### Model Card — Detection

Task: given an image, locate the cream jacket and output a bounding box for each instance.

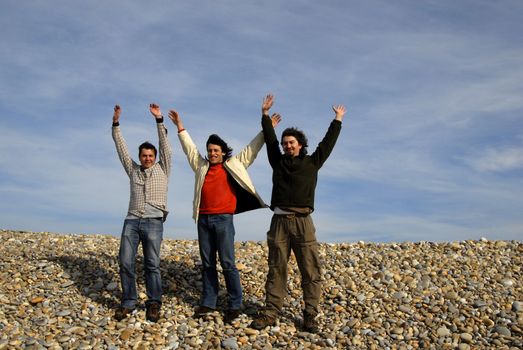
[178,129,267,222]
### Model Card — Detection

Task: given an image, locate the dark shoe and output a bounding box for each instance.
[249,313,276,330]
[303,313,319,333]
[224,309,241,324]
[146,302,161,322]
[114,306,134,321]
[193,305,215,318]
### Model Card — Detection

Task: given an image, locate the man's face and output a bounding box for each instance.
[207,144,225,164]
[139,149,156,169]
[281,136,302,157]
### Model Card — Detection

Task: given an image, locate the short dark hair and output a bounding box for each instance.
[281,127,308,156]
[206,134,233,161]
[139,141,157,157]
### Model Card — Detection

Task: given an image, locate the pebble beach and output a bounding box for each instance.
[0,229,521,349]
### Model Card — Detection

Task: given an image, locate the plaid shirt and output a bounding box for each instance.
[112,120,172,219]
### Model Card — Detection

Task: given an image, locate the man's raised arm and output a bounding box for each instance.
[261,94,283,168]
[112,104,134,175]
[150,103,172,177]
[168,109,203,173]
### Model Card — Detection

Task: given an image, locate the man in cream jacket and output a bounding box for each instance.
[168,108,280,323]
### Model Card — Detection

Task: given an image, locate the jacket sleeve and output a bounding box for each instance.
[261,114,281,168]
[311,119,342,168]
[233,131,265,168]
[112,125,134,176]
[157,122,173,177]
[177,129,206,173]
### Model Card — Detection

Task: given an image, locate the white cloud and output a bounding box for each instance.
[465,147,523,172]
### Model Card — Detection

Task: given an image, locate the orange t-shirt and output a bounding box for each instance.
[199,163,237,214]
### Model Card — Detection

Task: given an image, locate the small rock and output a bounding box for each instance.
[56,310,71,317]
[29,296,45,305]
[392,291,406,299]
[106,282,118,291]
[120,328,133,341]
[501,278,513,287]
[399,305,412,313]
[473,300,487,308]
[512,301,522,312]
[177,324,188,336]
[460,332,473,343]
[437,326,451,337]
[445,291,459,300]
[222,337,238,349]
[244,328,258,335]
[392,327,404,335]
[482,317,495,327]
[494,326,511,337]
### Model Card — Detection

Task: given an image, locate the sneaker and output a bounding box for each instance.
[114,306,134,321]
[146,302,161,322]
[224,309,241,324]
[249,313,276,330]
[303,312,319,333]
[193,305,215,318]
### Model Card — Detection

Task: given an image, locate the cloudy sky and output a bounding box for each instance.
[1,0,522,243]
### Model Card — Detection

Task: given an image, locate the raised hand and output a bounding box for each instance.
[332,104,346,121]
[113,105,121,123]
[168,109,184,131]
[271,113,282,128]
[262,94,274,115]
[149,103,163,119]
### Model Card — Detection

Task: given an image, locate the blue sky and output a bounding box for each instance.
[1,0,522,243]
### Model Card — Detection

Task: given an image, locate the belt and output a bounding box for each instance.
[276,212,309,219]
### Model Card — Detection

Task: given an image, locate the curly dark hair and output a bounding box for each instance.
[206,134,233,161]
[281,127,308,156]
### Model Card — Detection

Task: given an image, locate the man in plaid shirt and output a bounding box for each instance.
[111,103,173,323]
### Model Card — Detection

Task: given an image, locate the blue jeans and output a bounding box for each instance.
[197,214,242,310]
[118,218,163,309]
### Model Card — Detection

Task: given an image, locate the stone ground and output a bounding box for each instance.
[0,229,521,349]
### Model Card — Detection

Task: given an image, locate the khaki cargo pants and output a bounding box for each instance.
[263,213,322,317]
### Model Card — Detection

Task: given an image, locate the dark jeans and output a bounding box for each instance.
[118,218,163,309]
[264,214,321,317]
[197,214,242,310]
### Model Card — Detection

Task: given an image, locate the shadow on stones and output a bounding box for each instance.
[51,252,120,309]
[161,257,201,307]
[51,250,202,310]
[162,257,261,313]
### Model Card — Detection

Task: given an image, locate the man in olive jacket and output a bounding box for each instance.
[250,94,346,333]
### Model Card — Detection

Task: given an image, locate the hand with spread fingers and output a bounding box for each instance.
[168,109,183,132]
[271,113,282,128]
[332,105,346,121]
[262,94,274,116]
